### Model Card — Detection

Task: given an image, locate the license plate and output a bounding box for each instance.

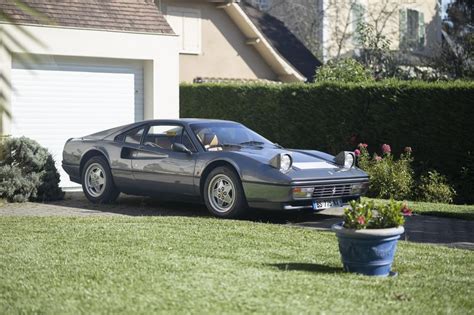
[312,199,343,210]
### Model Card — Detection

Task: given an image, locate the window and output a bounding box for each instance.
[115,127,144,144]
[399,8,425,50]
[166,7,201,54]
[351,2,365,46]
[143,125,196,152]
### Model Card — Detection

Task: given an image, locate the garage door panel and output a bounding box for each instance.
[11,56,144,188]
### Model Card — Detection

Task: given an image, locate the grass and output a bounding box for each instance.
[364,198,474,221]
[0,216,473,314]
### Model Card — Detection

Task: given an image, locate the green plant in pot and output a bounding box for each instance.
[331,199,412,276]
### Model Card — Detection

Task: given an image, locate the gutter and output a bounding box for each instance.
[219,2,307,83]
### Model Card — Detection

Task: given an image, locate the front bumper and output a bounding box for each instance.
[242,178,368,211]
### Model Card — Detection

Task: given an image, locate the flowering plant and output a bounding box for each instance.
[355,143,414,200]
[343,199,411,229]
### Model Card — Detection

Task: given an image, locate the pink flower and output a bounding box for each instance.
[404,146,412,153]
[375,155,382,162]
[354,149,361,156]
[357,216,366,225]
[401,204,413,216]
[358,143,368,148]
[382,144,391,154]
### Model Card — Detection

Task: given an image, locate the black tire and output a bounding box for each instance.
[203,166,248,218]
[81,156,120,204]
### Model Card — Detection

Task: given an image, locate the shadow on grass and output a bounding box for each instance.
[36,191,339,225]
[268,263,343,274]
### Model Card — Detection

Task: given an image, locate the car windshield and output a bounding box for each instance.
[190,122,275,151]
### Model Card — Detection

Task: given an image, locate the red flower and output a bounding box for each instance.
[375,155,382,162]
[354,149,361,156]
[404,146,412,153]
[357,216,366,225]
[382,144,391,154]
[358,143,368,148]
[401,205,413,216]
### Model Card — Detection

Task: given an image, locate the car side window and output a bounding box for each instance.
[182,131,197,152]
[115,127,144,144]
[144,125,184,151]
[143,125,197,152]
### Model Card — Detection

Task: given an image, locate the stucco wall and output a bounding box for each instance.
[323,0,442,61]
[0,23,179,134]
[161,0,278,82]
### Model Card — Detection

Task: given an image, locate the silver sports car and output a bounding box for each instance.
[62,119,369,218]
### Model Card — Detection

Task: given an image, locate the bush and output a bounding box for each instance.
[417,171,456,204]
[0,165,40,202]
[357,143,414,200]
[180,81,474,203]
[0,137,64,202]
[314,58,373,83]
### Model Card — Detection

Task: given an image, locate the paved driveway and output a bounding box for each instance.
[1,192,473,250]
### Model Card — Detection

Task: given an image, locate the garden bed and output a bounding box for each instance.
[365,198,474,221]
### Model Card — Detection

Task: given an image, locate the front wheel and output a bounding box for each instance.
[204,166,248,218]
[81,156,120,203]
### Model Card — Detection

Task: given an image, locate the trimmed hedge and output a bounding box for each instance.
[180,81,474,203]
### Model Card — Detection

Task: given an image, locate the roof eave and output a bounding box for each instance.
[220,3,306,83]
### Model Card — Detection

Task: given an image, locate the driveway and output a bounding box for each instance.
[1,192,473,250]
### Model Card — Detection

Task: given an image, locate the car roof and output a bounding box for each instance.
[132,118,239,126]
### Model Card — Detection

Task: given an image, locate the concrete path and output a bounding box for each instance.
[1,192,473,250]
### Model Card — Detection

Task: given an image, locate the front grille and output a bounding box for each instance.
[312,184,353,199]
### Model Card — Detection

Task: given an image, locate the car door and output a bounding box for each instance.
[131,123,197,196]
[110,125,146,192]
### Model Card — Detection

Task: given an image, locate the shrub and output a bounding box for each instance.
[0,165,40,202]
[357,143,414,200]
[417,171,456,204]
[314,58,373,83]
[180,81,474,203]
[0,137,64,202]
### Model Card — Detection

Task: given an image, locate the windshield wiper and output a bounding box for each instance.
[239,141,265,146]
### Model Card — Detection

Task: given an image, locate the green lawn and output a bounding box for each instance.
[0,216,473,314]
[364,198,474,221]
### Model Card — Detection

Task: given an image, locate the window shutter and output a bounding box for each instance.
[418,11,425,48]
[166,7,201,54]
[399,9,407,49]
[182,10,201,53]
[352,3,365,45]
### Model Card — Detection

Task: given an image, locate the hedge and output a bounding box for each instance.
[180,81,474,204]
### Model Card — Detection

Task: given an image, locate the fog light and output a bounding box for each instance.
[293,187,314,199]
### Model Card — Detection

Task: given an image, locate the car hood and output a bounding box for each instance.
[232,146,368,182]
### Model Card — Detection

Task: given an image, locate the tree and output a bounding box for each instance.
[435,0,473,78]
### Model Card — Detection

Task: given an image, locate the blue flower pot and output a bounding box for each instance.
[331,223,404,277]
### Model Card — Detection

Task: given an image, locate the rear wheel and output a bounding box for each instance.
[204,166,248,218]
[82,156,120,203]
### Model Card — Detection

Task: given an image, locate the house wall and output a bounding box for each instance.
[161,0,278,82]
[0,23,179,134]
[256,0,441,62]
[322,0,442,61]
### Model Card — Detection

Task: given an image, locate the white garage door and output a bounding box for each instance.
[11,56,144,188]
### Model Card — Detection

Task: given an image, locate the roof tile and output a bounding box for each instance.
[0,0,174,34]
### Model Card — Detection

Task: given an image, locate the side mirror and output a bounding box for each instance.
[172,143,192,154]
